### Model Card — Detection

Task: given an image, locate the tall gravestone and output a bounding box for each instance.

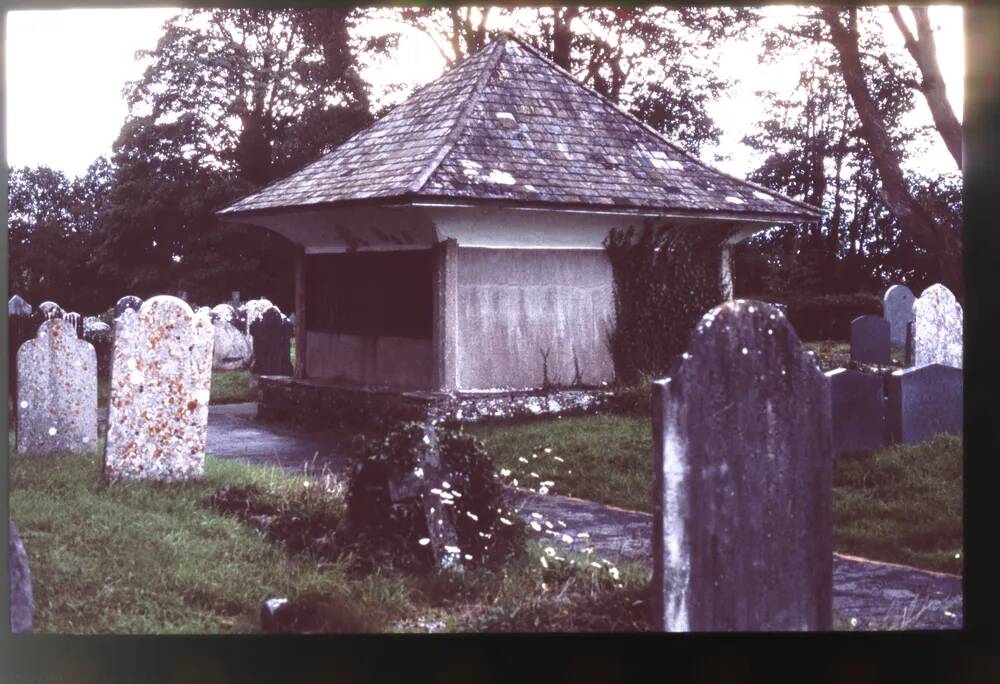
[652,300,832,631]
[114,295,143,319]
[883,285,915,349]
[849,315,891,365]
[211,305,252,370]
[886,364,962,445]
[8,296,43,419]
[16,318,98,455]
[825,368,885,455]
[9,522,33,633]
[250,306,294,376]
[104,296,214,482]
[241,298,274,351]
[913,284,963,369]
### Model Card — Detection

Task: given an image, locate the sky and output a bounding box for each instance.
[5,6,965,180]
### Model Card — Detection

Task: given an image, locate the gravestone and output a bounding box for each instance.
[825,368,885,456]
[64,311,84,339]
[83,318,114,385]
[886,364,962,445]
[882,285,915,349]
[38,301,64,319]
[250,306,293,376]
[9,522,33,633]
[904,321,915,367]
[652,300,832,631]
[16,318,98,455]
[913,284,963,369]
[104,296,214,482]
[114,295,143,319]
[212,316,253,370]
[849,315,891,365]
[212,303,236,323]
[9,294,32,317]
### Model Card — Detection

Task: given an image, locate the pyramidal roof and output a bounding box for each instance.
[220,35,822,222]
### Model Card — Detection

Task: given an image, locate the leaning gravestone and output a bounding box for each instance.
[825,368,885,455]
[250,306,294,376]
[9,522,33,633]
[849,315,891,365]
[114,295,143,319]
[886,364,962,445]
[104,296,214,482]
[883,284,915,349]
[913,284,963,369]
[212,315,253,370]
[16,318,98,455]
[652,300,832,631]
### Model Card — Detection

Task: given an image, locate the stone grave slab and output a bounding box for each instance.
[16,318,98,455]
[883,285,915,349]
[825,368,885,455]
[886,364,962,445]
[103,296,214,482]
[652,299,832,631]
[850,315,891,365]
[913,284,962,369]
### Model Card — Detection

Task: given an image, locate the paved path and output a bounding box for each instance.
[179,403,963,631]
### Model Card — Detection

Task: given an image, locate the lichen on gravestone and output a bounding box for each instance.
[103,296,214,482]
[912,284,963,369]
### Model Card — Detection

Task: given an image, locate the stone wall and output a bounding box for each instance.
[304,332,434,389]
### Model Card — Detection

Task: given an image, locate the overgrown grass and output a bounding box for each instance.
[470,416,962,574]
[210,369,255,404]
[803,340,906,371]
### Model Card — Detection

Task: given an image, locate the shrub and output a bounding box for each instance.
[785,293,882,342]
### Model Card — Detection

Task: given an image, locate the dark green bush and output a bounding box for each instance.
[785,292,882,342]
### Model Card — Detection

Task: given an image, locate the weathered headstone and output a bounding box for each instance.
[212,316,253,370]
[904,321,915,367]
[9,294,32,317]
[16,318,98,455]
[652,300,832,631]
[38,301,64,319]
[9,522,33,633]
[849,315,891,365]
[114,295,143,319]
[882,284,915,349]
[63,311,84,339]
[103,296,214,482]
[212,303,237,323]
[250,306,294,376]
[825,368,885,456]
[913,284,963,369]
[83,318,114,385]
[886,364,962,445]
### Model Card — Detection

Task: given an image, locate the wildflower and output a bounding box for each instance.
[500,517,513,525]
[590,562,602,569]
[576,532,590,539]
[540,556,549,569]
[553,456,565,462]
[530,522,542,532]
[544,448,552,454]
[518,456,529,464]
[466,512,479,521]
[541,582,548,591]
[442,481,451,489]
[609,567,620,580]
[544,521,554,529]
[850,617,858,628]
[464,554,473,560]
[530,472,540,478]
[557,520,567,528]
[444,545,461,554]
[540,480,555,487]
[303,480,311,488]
[511,479,519,487]
[413,467,424,478]
[418,538,431,546]
[499,468,511,477]
[538,487,549,495]
[561,534,573,544]
[544,547,556,557]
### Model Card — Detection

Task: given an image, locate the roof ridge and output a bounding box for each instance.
[507,37,823,217]
[407,40,508,195]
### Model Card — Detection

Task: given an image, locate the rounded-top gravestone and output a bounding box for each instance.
[250,306,294,376]
[114,295,143,319]
[9,294,32,317]
[849,315,891,365]
[913,284,962,369]
[103,296,214,482]
[882,284,915,349]
[211,303,237,323]
[212,314,253,371]
[38,301,64,319]
[652,300,832,632]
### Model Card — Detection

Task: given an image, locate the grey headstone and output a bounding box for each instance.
[63,312,84,339]
[212,317,253,370]
[652,300,832,631]
[16,318,98,455]
[825,368,885,455]
[38,301,64,320]
[883,285,915,349]
[913,284,963,369]
[8,294,32,317]
[886,364,962,445]
[114,295,143,319]
[83,317,110,337]
[9,522,33,633]
[850,315,891,365]
[249,307,293,376]
[211,303,236,323]
[103,296,214,482]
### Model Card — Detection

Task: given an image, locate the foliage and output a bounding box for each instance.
[785,292,882,342]
[604,222,728,386]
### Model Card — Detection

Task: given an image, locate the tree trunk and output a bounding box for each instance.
[888,6,962,169]
[551,7,578,70]
[821,7,961,288]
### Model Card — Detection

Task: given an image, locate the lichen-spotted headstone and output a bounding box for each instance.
[103,296,214,482]
[114,295,143,319]
[652,300,832,632]
[250,306,294,376]
[882,285,915,349]
[9,522,33,633]
[913,284,963,369]
[38,301,64,320]
[16,318,98,455]
[212,315,252,370]
[849,315,890,365]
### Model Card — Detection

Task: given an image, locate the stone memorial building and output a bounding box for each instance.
[218,35,821,410]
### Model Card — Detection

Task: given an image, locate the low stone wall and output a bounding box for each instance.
[257,376,613,432]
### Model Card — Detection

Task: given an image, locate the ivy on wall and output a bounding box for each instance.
[604,221,735,386]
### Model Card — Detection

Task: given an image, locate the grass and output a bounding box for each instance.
[210,369,255,404]
[470,416,962,574]
[803,340,906,371]
[9,447,651,634]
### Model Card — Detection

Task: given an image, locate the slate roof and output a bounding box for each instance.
[219,35,822,223]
